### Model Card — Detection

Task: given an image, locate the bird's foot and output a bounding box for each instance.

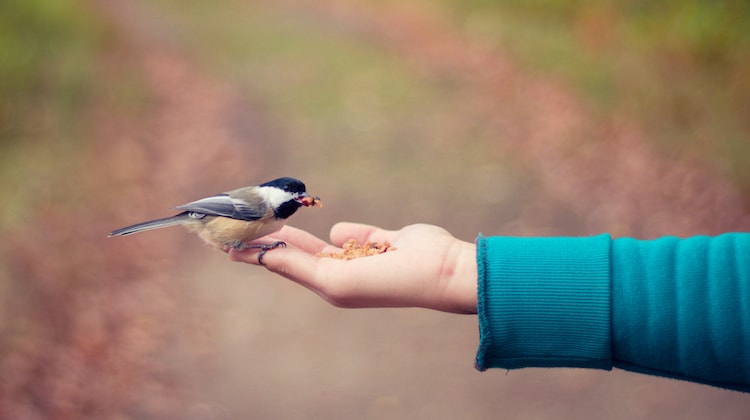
[235,241,287,265]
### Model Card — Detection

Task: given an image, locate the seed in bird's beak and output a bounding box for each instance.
[299,195,323,207]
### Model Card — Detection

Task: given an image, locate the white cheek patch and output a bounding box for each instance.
[257,186,295,209]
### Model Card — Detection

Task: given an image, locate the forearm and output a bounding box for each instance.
[475,233,750,392]
[611,234,750,392]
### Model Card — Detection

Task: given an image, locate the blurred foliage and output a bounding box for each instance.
[0,0,102,140]
[148,0,750,194]
[0,0,104,228]
[444,0,750,190]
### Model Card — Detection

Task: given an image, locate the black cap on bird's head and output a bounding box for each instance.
[261,177,307,194]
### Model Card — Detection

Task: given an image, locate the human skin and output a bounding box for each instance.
[228,223,478,314]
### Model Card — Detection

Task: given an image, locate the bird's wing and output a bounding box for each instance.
[175,194,266,221]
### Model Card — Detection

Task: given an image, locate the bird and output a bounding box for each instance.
[108,177,321,263]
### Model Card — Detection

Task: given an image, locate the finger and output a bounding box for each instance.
[265,225,330,254]
[329,222,396,246]
[228,247,263,265]
[258,246,412,309]
[247,245,331,294]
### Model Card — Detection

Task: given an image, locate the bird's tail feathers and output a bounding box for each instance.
[108,213,192,237]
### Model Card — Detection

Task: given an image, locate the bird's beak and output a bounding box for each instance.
[297,193,323,207]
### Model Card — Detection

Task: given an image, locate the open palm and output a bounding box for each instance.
[229,223,478,314]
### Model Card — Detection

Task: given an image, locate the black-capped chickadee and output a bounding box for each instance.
[108,177,322,263]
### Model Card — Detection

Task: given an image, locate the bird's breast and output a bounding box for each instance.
[200,215,286,249]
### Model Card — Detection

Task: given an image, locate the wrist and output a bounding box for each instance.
[445,240,478,314]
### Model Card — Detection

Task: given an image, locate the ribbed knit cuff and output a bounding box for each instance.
[475,234,613,371]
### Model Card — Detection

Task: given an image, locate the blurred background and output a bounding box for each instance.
[2,0,750,418]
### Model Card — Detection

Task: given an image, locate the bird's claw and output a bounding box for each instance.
[235,241,287,265]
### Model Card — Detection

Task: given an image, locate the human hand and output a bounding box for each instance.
[228,223,478,314]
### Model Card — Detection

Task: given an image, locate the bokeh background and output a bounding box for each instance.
[2,0,750,418]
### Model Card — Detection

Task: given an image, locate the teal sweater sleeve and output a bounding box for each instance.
[475,233,750,392]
